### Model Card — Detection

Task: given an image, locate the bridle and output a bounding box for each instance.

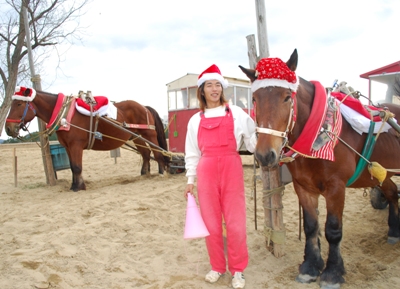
[253,91,297,150]
[6,101,37,131]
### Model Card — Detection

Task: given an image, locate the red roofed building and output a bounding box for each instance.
[360,61,400,104]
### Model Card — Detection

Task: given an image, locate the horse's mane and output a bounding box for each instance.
[37,90,59,97]
[145,106,170,164]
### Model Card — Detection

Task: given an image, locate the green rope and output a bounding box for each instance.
[346,121,376,186]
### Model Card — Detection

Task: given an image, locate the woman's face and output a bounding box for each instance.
[203,80,222,108]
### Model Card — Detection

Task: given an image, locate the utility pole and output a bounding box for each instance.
[22,5,56,185]
[247,0,285,258]
[255,0,270,59]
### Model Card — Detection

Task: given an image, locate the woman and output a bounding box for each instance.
[184,64,257,289]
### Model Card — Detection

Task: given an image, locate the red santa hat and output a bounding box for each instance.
[252,58,299,93]
[12,86,36,101]
[197,64,229,88]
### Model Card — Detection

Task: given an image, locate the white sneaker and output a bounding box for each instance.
[205,270,222,283]
[232,272,245,288]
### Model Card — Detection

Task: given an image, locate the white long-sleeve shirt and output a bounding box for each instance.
[184,105,257,184]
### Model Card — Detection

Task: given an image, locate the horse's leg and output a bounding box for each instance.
[150,145,166,175]
[140,132,166,176]
[319,183,346,289]
[134,139,151,176]
[294,182,325,284]
[380,179,400,244]
[65,146,86,191]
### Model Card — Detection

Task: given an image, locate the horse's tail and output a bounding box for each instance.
[146,106,170,164]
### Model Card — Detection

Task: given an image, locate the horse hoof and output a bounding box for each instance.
[295,274,317,283]
[387,236,400,244]
[320,281,341,289]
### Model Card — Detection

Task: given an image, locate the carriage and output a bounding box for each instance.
[360,60,400,209]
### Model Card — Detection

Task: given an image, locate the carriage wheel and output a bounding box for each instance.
[369,186,389,210]
[169,167,185,174]
[169,155,186,174]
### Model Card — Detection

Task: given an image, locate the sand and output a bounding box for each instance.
[1,143,400,289]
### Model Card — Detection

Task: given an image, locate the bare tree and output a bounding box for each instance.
[0,0,91,137]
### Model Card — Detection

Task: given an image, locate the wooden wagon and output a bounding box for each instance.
[360,60,400,209]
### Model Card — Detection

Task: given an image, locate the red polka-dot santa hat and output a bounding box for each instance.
[252,58,299,92]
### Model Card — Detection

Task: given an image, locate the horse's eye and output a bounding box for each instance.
[284,95,291,102]
[252,97,255,103]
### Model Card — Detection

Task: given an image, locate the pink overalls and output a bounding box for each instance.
[197,106,248,275]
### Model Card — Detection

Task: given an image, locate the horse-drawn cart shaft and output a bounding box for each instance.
[98,115,186,174]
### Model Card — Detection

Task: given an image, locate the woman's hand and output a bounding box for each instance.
[184,184,195,199]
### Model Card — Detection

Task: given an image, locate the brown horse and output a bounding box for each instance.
[5,87,170,192]
[240,49,400,288]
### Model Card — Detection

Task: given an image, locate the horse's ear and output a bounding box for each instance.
[25,88,32,96]
[239,65,257,82]
[286,49,298,72]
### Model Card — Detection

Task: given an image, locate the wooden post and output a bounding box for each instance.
[110,148,121,164]
[246,35,258,69]
[22,6,56,186]
[261,168,285,257]
[36,95,56,186]
[13,148,17,187]
[247,0,286,257]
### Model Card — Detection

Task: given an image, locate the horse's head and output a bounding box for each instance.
[239,49,299,168]
[5,87,37,138]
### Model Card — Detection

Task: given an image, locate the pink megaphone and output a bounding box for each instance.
[184,194,210,239]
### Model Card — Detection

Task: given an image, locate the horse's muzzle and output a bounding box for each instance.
[255,149,280,169]
[5,123,20,138]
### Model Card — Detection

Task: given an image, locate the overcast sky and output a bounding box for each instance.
[2,0,399,138]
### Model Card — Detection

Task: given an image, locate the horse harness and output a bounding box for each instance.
[254,84,343,163]
[253,91,297,161]
[8,90,156,149]
[253,82,400,184]
[6,102,37,132]
[77,92,156,150]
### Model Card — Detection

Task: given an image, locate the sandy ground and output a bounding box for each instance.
[1,143,400,289]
